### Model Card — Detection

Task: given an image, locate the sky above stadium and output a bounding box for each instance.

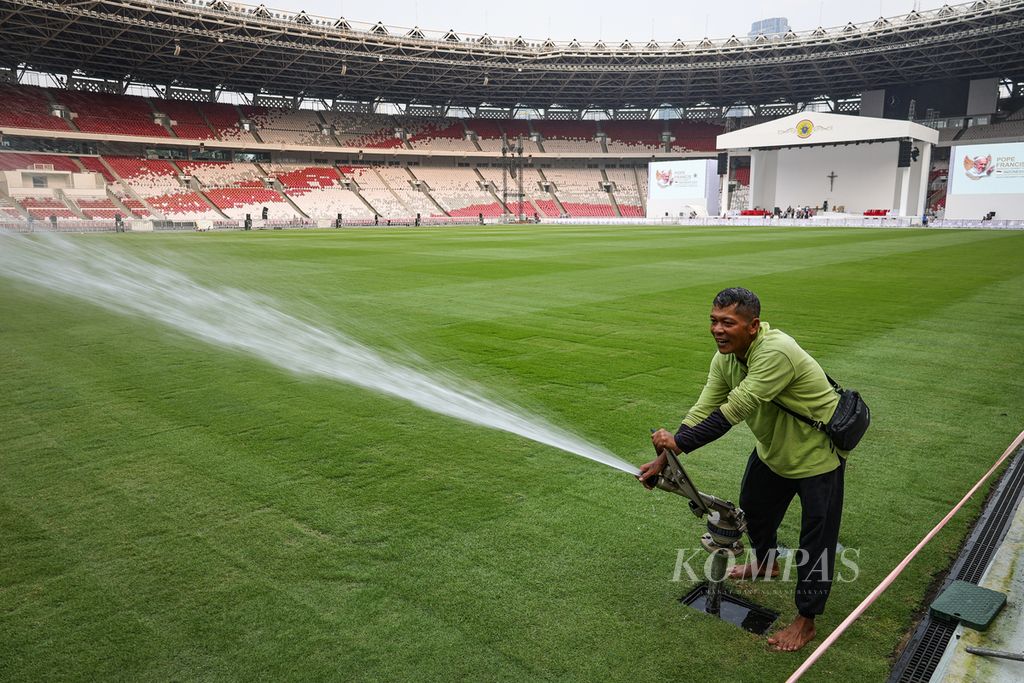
[269,0,952,41]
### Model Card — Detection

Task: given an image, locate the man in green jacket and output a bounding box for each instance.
[639,287,845,652]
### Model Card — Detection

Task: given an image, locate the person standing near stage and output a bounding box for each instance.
[639,287,846,652]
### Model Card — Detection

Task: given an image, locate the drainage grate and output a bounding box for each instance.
[897,620,957,683]
[888,445,1024,683]
[954,452,1024,584]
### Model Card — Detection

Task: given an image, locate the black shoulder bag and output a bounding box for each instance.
[772,375,870,451]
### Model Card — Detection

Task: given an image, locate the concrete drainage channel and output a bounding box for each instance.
[888,444,1024,682]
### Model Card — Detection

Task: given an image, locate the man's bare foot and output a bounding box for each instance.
[767,615,816,652]
[728,560,780,580]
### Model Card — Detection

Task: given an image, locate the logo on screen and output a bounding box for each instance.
[963,154,995,180]
[796,119,814,139]
[656,170,674,188]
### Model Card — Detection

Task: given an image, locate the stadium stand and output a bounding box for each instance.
[271,164,374,220]
[53,90,170,138]
[205,187,294,220]
[329,113,403,149]
[543,167,617,216]
[936,127,961,144]
[75,198,121,219]
[177,160,263,188]
[0,152,80,173]
[602,121,665,153]
[668,121,724,151]
[957,119,1024,141]
[0,196,24,218]
[268,164,340,190]
[603,167,645,216]
[532,121,602,153]
[0,82,721,162]
[100,155,220,220]
[240,106,336,146]
[120,198,151,218]
[154,99,216,140]
[204,102,255,142]
[411,166,500,216]
[76,156,117,182]
[146,191,221,220]
[476,165,561,217]
[103,156,181,193]
[532,199,561,218]
[0,83,71,131]
[500,121,533,147]
[20,197,77,219]
[466,119,506,153]
[342,166,407,217]
[294,185,375,220]
[404,119,477,152]
[374,165,442,217]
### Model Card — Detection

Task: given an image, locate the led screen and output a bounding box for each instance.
[949,142,1024,195]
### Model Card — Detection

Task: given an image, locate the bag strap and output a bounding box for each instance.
[772,398,827,432]
[770,373,842,433]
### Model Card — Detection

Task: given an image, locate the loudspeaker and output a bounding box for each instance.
[897,141,912,167]
[717,152,728,175]
[261,206,269,220]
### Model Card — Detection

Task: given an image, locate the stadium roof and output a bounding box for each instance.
[1,0,1023,110]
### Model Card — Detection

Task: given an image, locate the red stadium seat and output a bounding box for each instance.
[0,84,72,131]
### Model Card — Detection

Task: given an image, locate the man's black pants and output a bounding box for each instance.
[739,448,845,618]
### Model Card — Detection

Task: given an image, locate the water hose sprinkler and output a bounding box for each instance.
[642,445,746,615]
[639,435,777,632]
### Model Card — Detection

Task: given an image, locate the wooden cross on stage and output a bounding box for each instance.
[827,171,838,192]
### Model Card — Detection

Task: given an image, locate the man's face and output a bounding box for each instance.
[710,304,760,357]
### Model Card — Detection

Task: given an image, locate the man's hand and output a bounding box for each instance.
[651,428,681,455]
[638,427,678,489]
[638,451,668,488]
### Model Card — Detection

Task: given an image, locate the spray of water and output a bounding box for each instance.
[0,232,640,475]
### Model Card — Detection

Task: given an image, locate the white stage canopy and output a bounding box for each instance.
[716,112,939,217]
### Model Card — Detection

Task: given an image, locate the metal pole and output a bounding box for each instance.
[502,143,508,222]
[966,647,1024,662]
[517,136,524,222]
[706,549,729,617]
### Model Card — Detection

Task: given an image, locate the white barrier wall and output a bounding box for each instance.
[758,142,900,213]
[945,142,1024,220]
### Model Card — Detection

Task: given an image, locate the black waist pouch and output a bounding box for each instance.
[774,375,870,452]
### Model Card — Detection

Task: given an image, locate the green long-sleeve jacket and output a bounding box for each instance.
[682,322,843,478]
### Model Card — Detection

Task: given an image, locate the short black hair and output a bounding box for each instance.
[713,287,761,320]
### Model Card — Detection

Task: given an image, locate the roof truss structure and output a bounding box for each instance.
[0,0,1022,110]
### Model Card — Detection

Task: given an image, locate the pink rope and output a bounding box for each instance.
[786,429,1024,682]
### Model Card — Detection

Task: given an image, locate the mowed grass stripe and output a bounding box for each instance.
[1,226,1023,682]
[316,230,1010,323]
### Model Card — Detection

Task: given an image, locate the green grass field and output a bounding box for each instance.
[2,225,1024,682]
